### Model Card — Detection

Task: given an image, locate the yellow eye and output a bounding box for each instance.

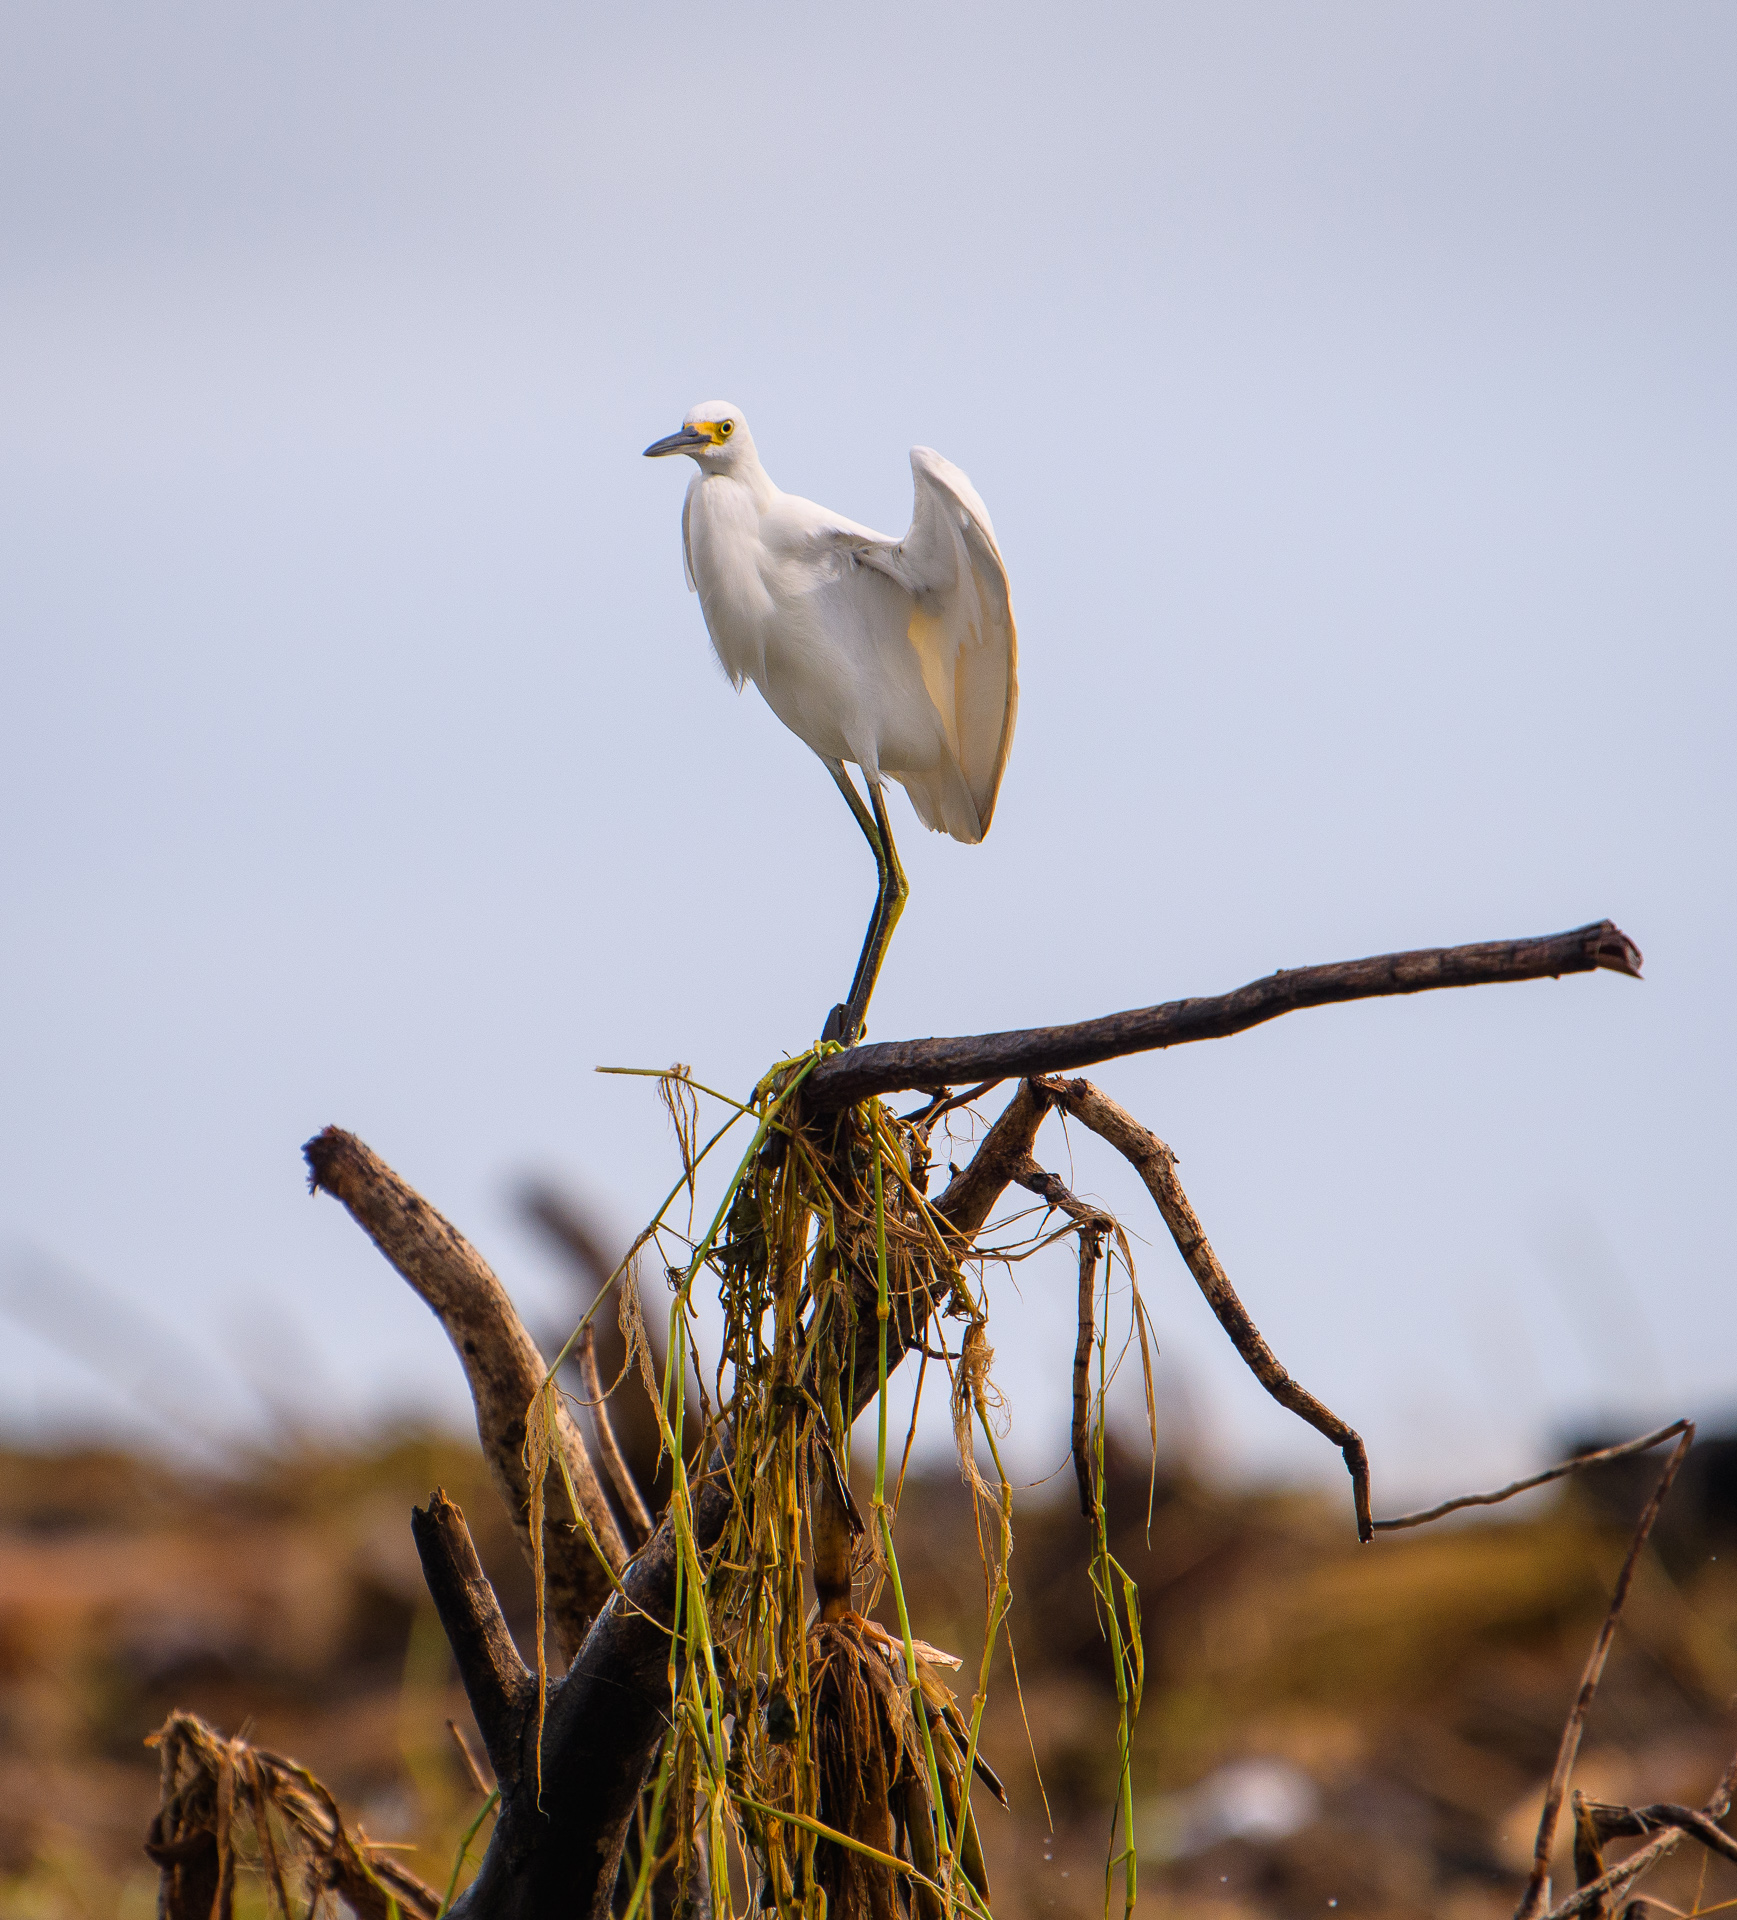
[718,420,734,438]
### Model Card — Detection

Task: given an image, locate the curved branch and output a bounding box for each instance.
[1375,1419,1691,1532]
[304,1128,627,1659]
[1037,1074,1374,1542]
[808,920,1642,1107]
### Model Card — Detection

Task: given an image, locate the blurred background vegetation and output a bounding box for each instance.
[4,1416,1735,1920]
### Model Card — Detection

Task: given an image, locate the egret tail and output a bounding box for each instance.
[821,765,909,1047]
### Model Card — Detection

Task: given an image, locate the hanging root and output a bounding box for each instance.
[566,1063,1015,1920]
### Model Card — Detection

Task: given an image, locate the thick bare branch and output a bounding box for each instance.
[410,1491,535,1790]
[304,1127,627,1658]
[808,920,1642,1106]
[1037,1074,1374,1542]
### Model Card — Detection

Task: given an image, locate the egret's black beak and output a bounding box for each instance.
[643,427,712,458]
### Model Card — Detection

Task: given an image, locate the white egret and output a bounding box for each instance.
[644,403,1018,1043]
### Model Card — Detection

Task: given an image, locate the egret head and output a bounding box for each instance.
[643,402,755,471]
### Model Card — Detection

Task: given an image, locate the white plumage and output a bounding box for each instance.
[649,402,1017,841]
[644,400,1019,1040]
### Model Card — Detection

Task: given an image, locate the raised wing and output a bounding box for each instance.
[854,448,1019,835]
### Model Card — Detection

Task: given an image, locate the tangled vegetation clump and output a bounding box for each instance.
[522,1055,1151,1920]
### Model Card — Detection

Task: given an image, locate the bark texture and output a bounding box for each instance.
[305,1127,627,1658]
[807,920,1642,1107]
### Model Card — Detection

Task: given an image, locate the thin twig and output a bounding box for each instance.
[1072,1225,1103,1519]
[1376,1421,1692,1531]
[1539,1750,1737,1920]
[901,1079,1003,1131]
[1038,1075,1374,1543]
[1580,1799,1737,1867]
[1515,1424,1696,1920]
[1010,1153,1115,1233]
[577,1324,655,1547]
[809,921,1642,1105]
[446,1720,491,1798]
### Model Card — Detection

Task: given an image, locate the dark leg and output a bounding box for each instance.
[820,765,910,1046]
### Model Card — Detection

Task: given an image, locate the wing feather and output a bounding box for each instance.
[847,448,1019,834]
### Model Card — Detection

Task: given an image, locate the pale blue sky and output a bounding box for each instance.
[2,4,1732,1503]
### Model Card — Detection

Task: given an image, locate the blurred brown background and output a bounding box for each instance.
[4,1419,1735,1920]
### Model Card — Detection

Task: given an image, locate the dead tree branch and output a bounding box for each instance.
[1001,1149,1119,1521]
[1037,1074,1374,1542]
[303,915,1644,1917]
[410,1491,536,1790]
[1375,1420,1692,1532]
[1516,1425,1696,1920]
[1010,1152,1114,1232]
[304,1128,626,1659]
[807,920,1641,1107]
[1579,1796,1737,1866]
[1539,1753,1737,1920]
[1072,1225,1103,1519]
